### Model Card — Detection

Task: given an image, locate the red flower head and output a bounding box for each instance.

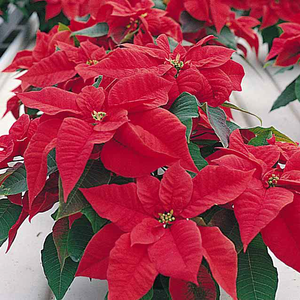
[77,162,254,299]
[18,72,198,205]
[249,0,300,29]
[211,129,300,253]
[4,27,76,88]
[190,108,220,143]
[89,34,244,107]
[227,13,260,57]
[266,23,300,67]
[0,114,39,168]
[35,0,89,20]
[261,151,300,273]
[89,0,182,44]
[167,0,249,33]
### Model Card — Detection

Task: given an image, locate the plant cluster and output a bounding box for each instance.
[1,0,300,299]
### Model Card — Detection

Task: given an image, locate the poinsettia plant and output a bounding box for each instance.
[1,0,300,299]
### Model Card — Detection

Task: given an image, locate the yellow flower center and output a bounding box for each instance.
[158,209,175,225]
[86,59,99,66]
[268,174,279,187]
[166,54,184,77]
[126,13,148,28]
[91,111,106,122]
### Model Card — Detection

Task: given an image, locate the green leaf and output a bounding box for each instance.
[71,23,109,37]
[208,208,243,253]
[200,205,223,224]
[167,37,180,52]
[42,233,78,300]
[152,0,166,9]
[226,120,240,133]
[141,288,154,299]
[0,150,57,196]
[56,159,110,219]
[26,108,39,115]
[52,218,70,269]
[81,206,108,233]
[0,164,27,195]
[180,11,204,33]
[67,216,94,262]
[203,104,230,148]
[159,275,172,299]
[263,60,275,68]
[47,148,58,176]
[271,77,299,111]
[78,159,111,188]
[222,101,262,125]
[93,75,103,88]
[206,26,237,50]
[274,66,294,75]
[170,92,199,141]
[0,165,20,186]
[237,235,278,300]
[170,92,199,122]
[261,25,280,50]
[295,76,300,101]
[188,142,208,172]
[57,177,89,220]
[249,126,296,145]
[0,199,22,246]
[109,175,135,185]
[58,22,70,32]
[152,289,171,300]
[51,209,58,221]
[248,131,272,146]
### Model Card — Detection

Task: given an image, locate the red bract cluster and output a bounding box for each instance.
[211,130,300,253]
[90,0,182,44]
[249,0,300,29]
[167,0,248,33]
[1,1,300,299]
[0,115,38,168]
[86,34,244,107]
[77,162,253,299]
[35,0,89,20]
[267,23,300,67]
[166,0,300,31]
[166,0,260,57]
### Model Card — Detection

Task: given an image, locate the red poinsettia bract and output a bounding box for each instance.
[169,264,217,300]
[266,23,300,67]
[89,0,182,44]
[34,0,89,20]
[249,0,300,29]
[18,73,198,204]
[76,162,255,299]
[211,129,300,251]
[4,27,76,89]
[0,114,39,169]
[89,34,244,107]
[167,0,249,33]
[261,151,300,273]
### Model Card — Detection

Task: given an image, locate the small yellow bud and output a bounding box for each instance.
[92,111,106,122]
[86,59,99,66]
